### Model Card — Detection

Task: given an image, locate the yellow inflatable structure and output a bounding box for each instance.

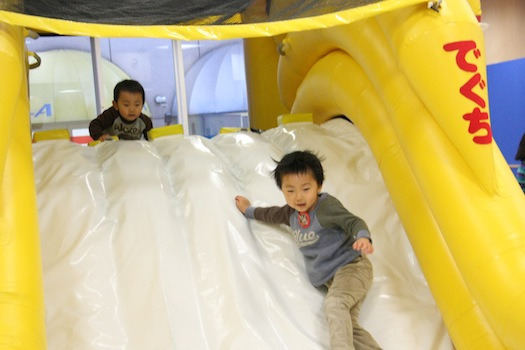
[1,0,525,349]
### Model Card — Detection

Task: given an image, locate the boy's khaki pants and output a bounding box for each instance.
[324,255,381,350]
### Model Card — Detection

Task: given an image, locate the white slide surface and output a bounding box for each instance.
[34,119,452,350]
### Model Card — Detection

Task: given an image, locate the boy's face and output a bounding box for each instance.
[281,170,322,213]
[113,91,144,122]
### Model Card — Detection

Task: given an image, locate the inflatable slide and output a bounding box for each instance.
[1,0,525,349]
[32,118,452,349]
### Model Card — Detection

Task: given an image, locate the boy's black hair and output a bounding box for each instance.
[113,79,145,104]
[272,150,324,188]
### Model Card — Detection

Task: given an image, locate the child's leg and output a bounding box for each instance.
[350,299,381,350]
[323,256,381,350]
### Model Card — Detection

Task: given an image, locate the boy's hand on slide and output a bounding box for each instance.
[235,195,251,214]
[353,237,374,255]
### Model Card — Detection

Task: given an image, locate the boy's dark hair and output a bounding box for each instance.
[113,79,145,104]
[272,150,324,188]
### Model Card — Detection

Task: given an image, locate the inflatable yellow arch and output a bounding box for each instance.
[1,0,524,349]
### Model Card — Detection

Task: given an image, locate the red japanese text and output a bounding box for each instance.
[443,40,492,144]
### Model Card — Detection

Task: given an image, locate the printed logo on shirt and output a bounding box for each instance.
[291,229,319,247]
[114,123,140,137]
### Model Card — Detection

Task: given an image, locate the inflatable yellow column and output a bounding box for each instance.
[289,46,504,350]
[0,23,46,349]
[244,36,289,130]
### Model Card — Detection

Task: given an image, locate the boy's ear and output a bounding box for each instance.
[112,100,118,109]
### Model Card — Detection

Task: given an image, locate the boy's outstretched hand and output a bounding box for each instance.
[235,195,251,214]
[353,237,374,255]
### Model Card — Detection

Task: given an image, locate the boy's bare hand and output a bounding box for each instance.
[353,237,374,255]
[235,195,251,214]
[99,134,112,141]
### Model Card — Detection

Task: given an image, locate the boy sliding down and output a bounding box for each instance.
[235,150,381,350]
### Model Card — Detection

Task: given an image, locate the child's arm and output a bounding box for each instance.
[234,195,293,226]
[317,195,374,254]
[89,109,117,141]
[141,115,154,140]
[235,195,251,214]
[89,117,107,141]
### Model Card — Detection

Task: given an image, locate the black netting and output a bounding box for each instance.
[266,0,382,22]
[2,0,383,25]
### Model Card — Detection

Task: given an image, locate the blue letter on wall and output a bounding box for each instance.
[32,103,52,118]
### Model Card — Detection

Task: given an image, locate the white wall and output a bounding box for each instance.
[482,0,525,64]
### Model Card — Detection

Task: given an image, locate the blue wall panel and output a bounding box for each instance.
[487,57,525,171]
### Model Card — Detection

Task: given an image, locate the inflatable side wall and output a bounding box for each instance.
[0,23,47,349]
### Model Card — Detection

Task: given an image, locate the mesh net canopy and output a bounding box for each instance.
[3,0,383,25]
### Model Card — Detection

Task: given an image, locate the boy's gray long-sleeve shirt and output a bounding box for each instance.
[245,192,371,287]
